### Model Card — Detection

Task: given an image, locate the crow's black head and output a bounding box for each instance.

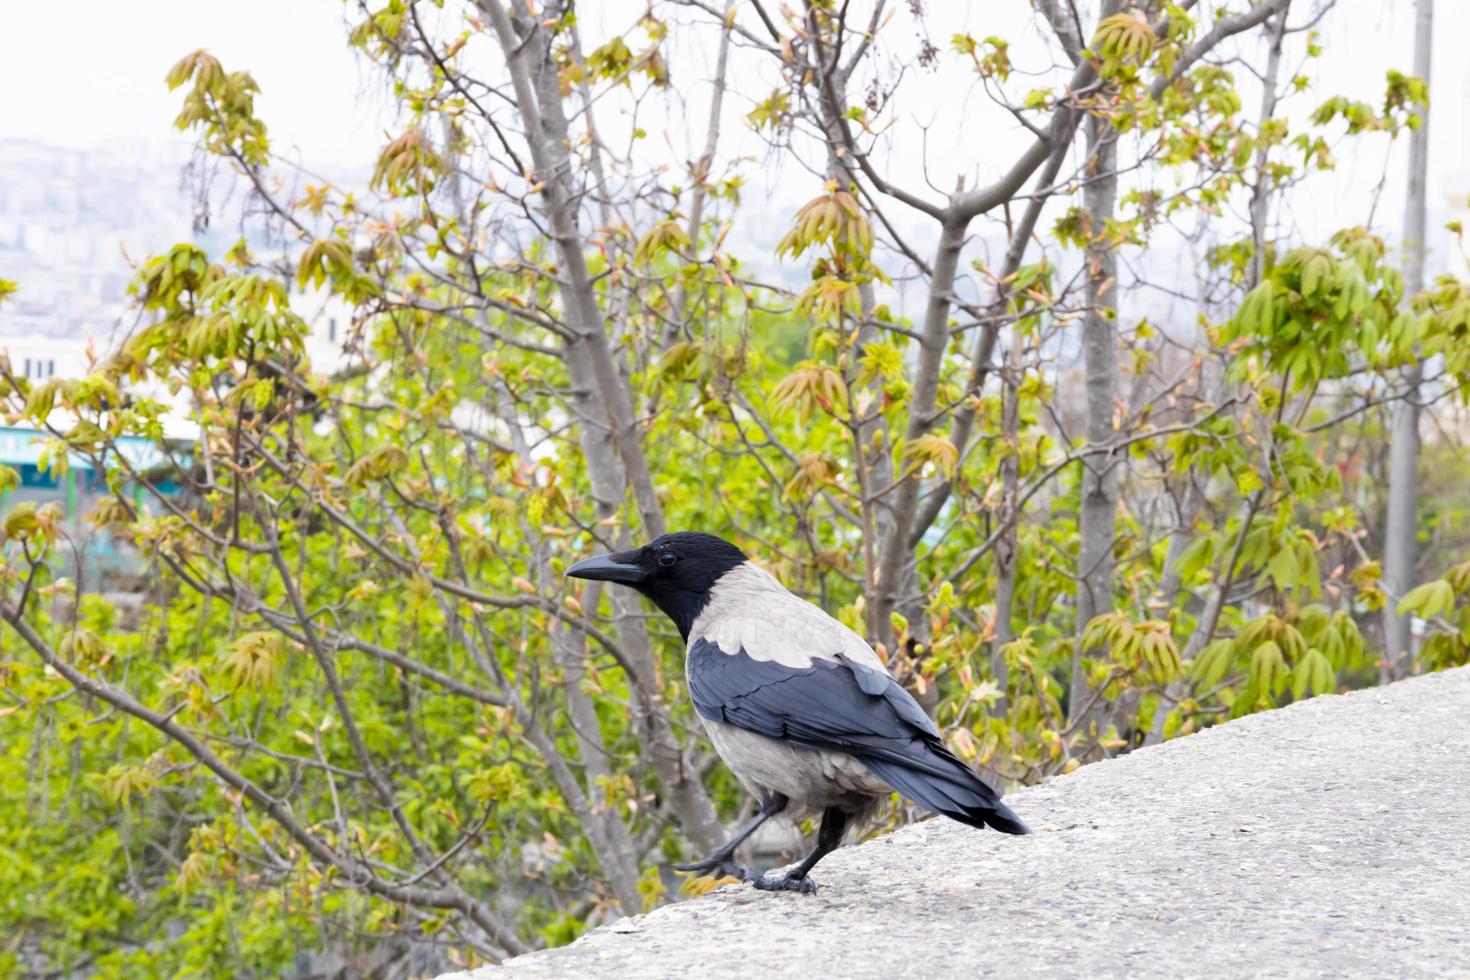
[566,532,748,639]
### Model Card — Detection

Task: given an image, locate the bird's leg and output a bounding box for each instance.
[753,806,848,895]
[674,792,788,881]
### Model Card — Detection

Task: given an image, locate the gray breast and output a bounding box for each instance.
[702,718,889,822]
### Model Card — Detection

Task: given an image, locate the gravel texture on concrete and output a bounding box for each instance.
[443,666,1470,979]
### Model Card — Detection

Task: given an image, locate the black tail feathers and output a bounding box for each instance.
[862,752,1031,836]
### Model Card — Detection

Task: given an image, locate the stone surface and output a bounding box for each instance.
[442,666,1470,979]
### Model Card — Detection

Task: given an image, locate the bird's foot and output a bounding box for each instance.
[751,871,817,895]
[673,857,750,881]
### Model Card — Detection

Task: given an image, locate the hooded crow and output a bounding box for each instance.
[567,531,1028,894]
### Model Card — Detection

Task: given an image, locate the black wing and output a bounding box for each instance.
[687,638,1028,834]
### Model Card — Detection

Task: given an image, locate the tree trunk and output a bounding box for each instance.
[991,329,1025,707]
[875,218,969,644]
[1071,84,1121,732]
[1248,12,1291,287]
[483,0,724,852]
[813,56,901,646]
[1381,0,1433,683]
[483,0,666,540]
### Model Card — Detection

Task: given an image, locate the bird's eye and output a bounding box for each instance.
[657,551,678,567]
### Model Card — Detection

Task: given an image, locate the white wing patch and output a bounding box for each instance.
[690,561,888,673]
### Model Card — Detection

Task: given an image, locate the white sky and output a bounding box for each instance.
[0,0,388,165]
[2,1,1467,268]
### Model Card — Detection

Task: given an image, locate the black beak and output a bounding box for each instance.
[566,552,648,586]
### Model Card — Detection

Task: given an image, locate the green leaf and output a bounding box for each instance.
[1178,535,1214,581]
[1250,640,1287,696]
[1291,648,1335,700]
[1301,253,1331,297]
[1395,579,1454,619]
[1190,639,1235,689]
[1267,546,1298,591]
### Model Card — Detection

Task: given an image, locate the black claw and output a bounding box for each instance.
[752,872,817,894]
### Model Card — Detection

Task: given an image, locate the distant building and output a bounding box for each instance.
[0,137,358,589]
[0,421,184,589]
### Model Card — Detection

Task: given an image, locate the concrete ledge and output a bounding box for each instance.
[444,666,1470,979]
